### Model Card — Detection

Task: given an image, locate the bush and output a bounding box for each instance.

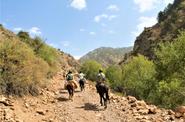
[80,60,102,81]
[149,79,184,108]
[121,55,156,99]
[0,39,49,96]
[105,65,122,89]
[17,32,60,77]
[37,44,60,77]
[152,31,185,108]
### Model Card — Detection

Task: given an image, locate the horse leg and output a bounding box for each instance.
[80,82,83,91]
[82,82,85,91]
[99,94,103,106]
[67,88,71,100]
[71,88,74,100]
[106,89,110,104]
[102,94,107,109]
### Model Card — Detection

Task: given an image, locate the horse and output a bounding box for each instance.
[96,83,110,109]
[66,81,76,100]
[79,79,85,91]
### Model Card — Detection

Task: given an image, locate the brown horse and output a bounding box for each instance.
[66,81,77,100]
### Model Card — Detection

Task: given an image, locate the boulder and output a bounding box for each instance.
[148,105,157,114]
[127,96,137,104]
[36,109,46,115]
[0,95,13,106]
[175,106,185,118]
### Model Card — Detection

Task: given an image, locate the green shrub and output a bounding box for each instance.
[149,79,184,108]
[0,39,49,96]
[105,65,122,89]
[18,32,60,77]
[80,60,102,81]
[153,31,185,108]
[37,44,60,77]
[121,55,156,99]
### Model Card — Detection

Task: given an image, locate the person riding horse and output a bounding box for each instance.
[96,69,107,91]
[64,70,78,100]
[78,71,86,91]
[65,70,78,89]
[96,69,110,108]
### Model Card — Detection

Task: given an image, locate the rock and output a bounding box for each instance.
[36,109,46,115]
[148,105,157,114]
[136,100,147,108]
[175,112,182,118]
[138,109,149,115]
[169,115,175,121]
[0,95,13,106]
[96,113,101,117]
[127,96,137,104]
[121,97,127,101]
[155,118,164,122]
[130,103,137,107]
[25,103,29,108]
[4,108,15,121]
[168,110,175,115]
[175,106,185,114]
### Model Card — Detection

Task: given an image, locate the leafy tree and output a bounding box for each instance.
[121,55,156,99]
[153,31,185,108]
[80,60,102,81]
[105,65,122,89]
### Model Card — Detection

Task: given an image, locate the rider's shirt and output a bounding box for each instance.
[79,73,85,80]
[97,73,106,83]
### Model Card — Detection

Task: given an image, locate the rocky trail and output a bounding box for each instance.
[0,71,185,122]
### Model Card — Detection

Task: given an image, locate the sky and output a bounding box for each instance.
[0,0,174,59]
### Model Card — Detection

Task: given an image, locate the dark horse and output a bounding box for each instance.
[96,83,110,109]
[79,79,85,91]
[66,82,75,100]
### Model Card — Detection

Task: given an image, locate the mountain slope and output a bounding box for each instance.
[0,25,79,96]
[133,0,185,59]
[80,47,133,67]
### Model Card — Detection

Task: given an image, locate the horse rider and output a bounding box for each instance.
[78,71,86,90]
[65,70,78,89]
[78,71,86,83]
[96,69,107,92]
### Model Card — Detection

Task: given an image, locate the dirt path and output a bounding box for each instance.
[54,82,136,122]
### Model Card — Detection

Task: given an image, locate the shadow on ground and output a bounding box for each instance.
[56,96,69,102]
[76,103,105,111]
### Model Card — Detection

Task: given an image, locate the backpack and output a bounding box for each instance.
[97,73,106,82]
[67,73,73,81]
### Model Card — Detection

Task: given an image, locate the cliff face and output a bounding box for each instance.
[133,0,185,59]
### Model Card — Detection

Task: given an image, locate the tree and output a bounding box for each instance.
[105,65,122,89]
[153,31,185,108]
[121,55,156,99]
[80,60,102,81]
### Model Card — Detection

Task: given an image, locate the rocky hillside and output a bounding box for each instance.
[0,25,79,96]
[80,47,133,67]
[133,0,185,59]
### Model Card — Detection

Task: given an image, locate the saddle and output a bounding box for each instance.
[64,80,78,89]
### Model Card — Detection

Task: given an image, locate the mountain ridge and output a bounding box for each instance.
[80,46,133,67]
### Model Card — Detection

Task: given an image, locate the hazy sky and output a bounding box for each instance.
[0,0,174,59]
